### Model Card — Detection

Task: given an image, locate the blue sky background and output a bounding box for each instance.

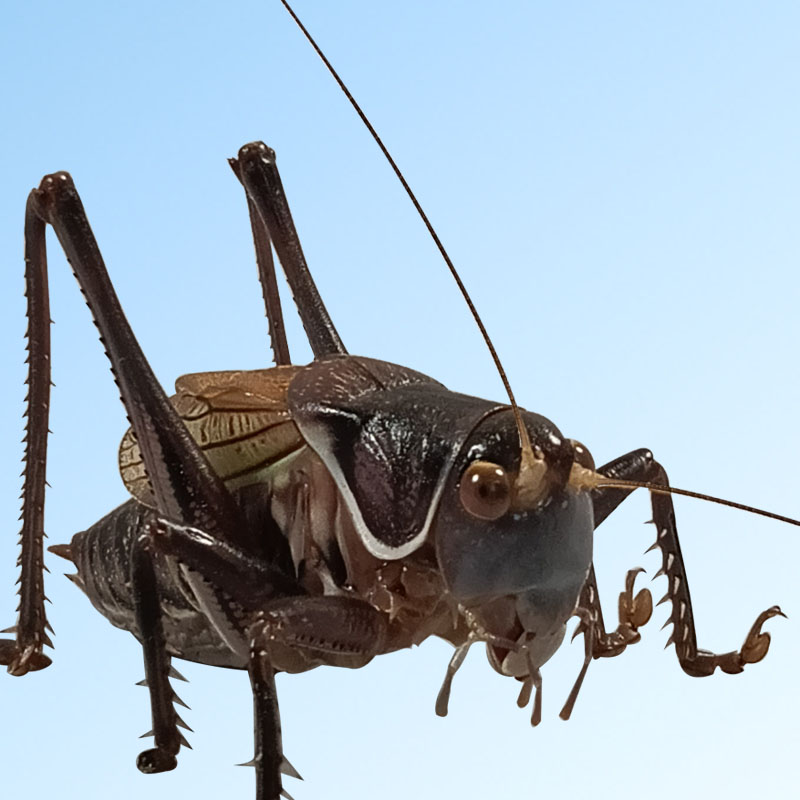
[1,2,799,798]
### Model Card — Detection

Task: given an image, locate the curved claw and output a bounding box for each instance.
[739,605,785,667]
[685,605,786,677]
[625,566,647,585]
[570,620,588,643]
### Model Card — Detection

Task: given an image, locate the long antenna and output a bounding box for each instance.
[568,465,800,528]
[278,0,540,472]
[597,479,800,528]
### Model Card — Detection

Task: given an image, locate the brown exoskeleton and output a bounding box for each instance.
[0,130,788,796]
[2,4,797,800]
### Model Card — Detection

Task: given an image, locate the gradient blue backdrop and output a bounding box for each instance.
[1,2,799,798]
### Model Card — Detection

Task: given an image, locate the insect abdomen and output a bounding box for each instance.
[67,499,256,668]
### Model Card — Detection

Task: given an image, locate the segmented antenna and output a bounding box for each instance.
[278,0,541,476]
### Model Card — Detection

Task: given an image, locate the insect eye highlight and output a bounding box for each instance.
[459,460,512,520]
[568,439,595,471]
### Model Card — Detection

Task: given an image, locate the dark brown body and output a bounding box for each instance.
[1,141,782,800]
[70,364,466,672]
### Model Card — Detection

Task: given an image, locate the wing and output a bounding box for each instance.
[119,366,306,506]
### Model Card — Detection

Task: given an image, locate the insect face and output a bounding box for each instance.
[434,410,591,610]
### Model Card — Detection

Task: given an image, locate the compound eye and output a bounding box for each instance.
[569,439,595,471]
[459,460,512,520]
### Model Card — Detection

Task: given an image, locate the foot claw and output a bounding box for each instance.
[136,747,178,774]
[570,621,588,643]
[740,605,785,666]
[680,606,784,677]
[0,640,52,675]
